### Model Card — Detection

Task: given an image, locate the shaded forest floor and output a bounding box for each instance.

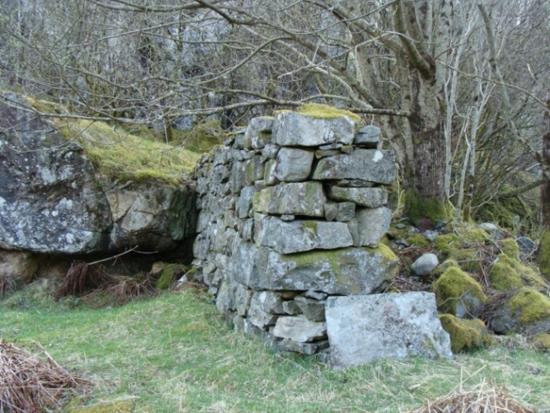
[0,289,548,413]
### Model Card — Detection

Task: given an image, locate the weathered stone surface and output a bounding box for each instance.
[248,292,279,329]
[263,160,277,185]
[294,296,325,321]
[233,242,399,295]
[255,216,353,254]
[329,187,387,208]
[336,202,356,222]
[0,94,112,254]
[272,316,327,342]
[253,182,326,217]
[313,150,396,184]
[0,250,38,291]
[244,116,274,149]
[236,186,256,219]
[276,338,329,355]
[282,300,302,315]
[354,125,380,147]
[273,111,356,147]
[216,278,252,316]
[348,207,392,247]
[274,148,314,182]
[324,203,338,221]
[107,183,196,251]
[245,155,264,185]
[411,253,439,276]
[326,293,452,368]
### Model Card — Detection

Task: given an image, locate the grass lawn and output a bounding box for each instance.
[0,289,548,413]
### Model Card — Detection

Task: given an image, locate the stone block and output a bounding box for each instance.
[329,187,388,208]
[313,149,396,184]
[272,316,327,342]
[253,182,326,217]
[274,148,314,182]
[326,293,452,368]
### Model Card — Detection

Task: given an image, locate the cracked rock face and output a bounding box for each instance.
[0,93,197,254]
[0,93,112,254]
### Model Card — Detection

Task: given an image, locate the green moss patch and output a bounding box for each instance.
[433,267,486,317]
[439,314,491,353]
[500,238,520,259]
[69,400,134,413]
[296,103,362,123]
[171,119,225,153]
[538,230,550,280]
[155,263,188,290]
[54,119,200,185]
[532,333,550,351]
[489,254,547,292]
[508,287,550,326]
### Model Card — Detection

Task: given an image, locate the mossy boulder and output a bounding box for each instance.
[500,238,520,259]
[489,254,547,292]
[433,231,482,272]
[439,314,492,353]
[538,230,550,280]
[488,287,550,334]
[433,259,460,277]
[433,267,486,318]
[532,333,550,351]
[154,263,188,290]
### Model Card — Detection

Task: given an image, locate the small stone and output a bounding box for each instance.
[329,187,387,208]
[347,207,392,247]
[411,253,439,276]
[263,160,278,185]
[294,296,326,321]
[479,222,499,232]
[272,316,327,342]
[516,236,537,255]
[276,339,329,355]
[336,202,356,222]
[282,300,302,315]
[354,125,380,147]
[244,116,274,149]
[324,203,338,221]
[280,214,295,222]
[236,186,256,219]
[305,290,328,300]
[274,148,314,182]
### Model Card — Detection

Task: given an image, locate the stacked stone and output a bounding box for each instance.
[192,110,400,355]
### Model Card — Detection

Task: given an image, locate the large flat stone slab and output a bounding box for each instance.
[313,149,396,184]
[329,187,388,208]
[347,207,392,247]
[273,111,357,146]
[232,242,399,295]
[326,292,452,368]
[255,216,353,254]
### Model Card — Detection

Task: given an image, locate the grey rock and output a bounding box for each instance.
[273,111,357,147]
[516,236,537,255]
[276,339,329,355]
[253,182,326,217]
[347,207,392,247]
[329,187,388,208]
[244,116,273,149]
[315,149,341,159]
[354,125,380,147]
[236,186,257,219]
[274,148,314,182]
[230,161,246,194]
[245,155,264,185]
[233,243,399,295]
[280,214,295,222]
[107,183,196,251]
[263,159,278,185]
[0,93,112,254]
[272,316,327,342]
[336,202,356,222]
[248,292,279,329]
[215,278,251,316]
[479,222,499,232]
[411,253,439,276]
[261,143,280,159]
[324,203,338,221]
[326,293,452,368]
[305,290,328,300]
[294,296,325,321]
[313,149,396,184]
[282,300,302,315]
[255,216,353,254]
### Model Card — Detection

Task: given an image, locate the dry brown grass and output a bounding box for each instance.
[0,341,89,413]
[55,261,111,299]
[410,382,535,413]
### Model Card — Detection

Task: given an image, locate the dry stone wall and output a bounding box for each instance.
[192,110,401,355]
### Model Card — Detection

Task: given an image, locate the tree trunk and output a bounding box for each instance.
[542,100,550,229]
